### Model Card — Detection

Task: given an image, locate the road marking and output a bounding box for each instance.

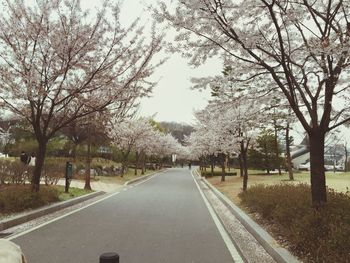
[7,191,121,241]
[8,173,162,240]
[191,171,244,263]
[132,173,159,187]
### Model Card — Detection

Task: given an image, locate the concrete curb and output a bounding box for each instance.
[0,191,105,232]
[124,169,165,186]
[193,169,301,263]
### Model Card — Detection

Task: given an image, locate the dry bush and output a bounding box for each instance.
[42,162,65,185]
[0,185,59,214]
[239,184,350,263]
[0,160,28,185]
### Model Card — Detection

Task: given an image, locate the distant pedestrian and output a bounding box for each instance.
[20,151,28,165]
[188,162,192,170]
[29,152,36,166]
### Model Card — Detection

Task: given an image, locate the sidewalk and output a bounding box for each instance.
[57,179,123,193]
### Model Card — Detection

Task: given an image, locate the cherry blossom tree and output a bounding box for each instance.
[187,76,264,187]
[186,119,220,175]
[194,107,238,181]
[0,0,164,191]
[151,132,182,167]
[155,0,350,206]
[215,100,261,189]
[108,117,155,176]
[132,120,160,175]
[261,95,298,179]
[108,116,184,175]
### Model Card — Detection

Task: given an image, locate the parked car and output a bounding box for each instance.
[335,165,344,171]
[298,162,344,172]
[324,164,334,171]
[298,162,310,171]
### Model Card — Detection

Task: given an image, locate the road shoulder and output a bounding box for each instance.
[192,169,301,263]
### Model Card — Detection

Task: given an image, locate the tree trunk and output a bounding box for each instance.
[84,136,92,190]
[135,151,139,176]
[210,155,214,176]
[121,150,130,178]
[309,130,327,206]
[242,141,249,191]
[31,139,47,192]
[141,151,145,175]
[227,154,231,171]
[221,153,226,182]
[121,161,126,177]
[285,122,294,180]
[72,143,78,161]
[238,152,243,177]
[264,142,270,174]
[274,118,282,175]
[344,143,348,172]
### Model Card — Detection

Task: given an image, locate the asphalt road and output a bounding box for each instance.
[12,168,234,263]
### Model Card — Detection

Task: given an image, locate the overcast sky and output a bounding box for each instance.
[80,0,350,144]
[80,0,222,125]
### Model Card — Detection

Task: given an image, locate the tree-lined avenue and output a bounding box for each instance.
[12,169,234,263]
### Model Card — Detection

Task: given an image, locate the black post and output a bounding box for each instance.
[65,161,72,193]
[100,253,119,263]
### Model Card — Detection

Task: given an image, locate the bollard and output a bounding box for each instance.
[65,161,73,193]
[100,252,119,263]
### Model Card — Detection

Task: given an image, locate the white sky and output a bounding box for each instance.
[80,0,221,125]
[138,54,222,124]
[80,0,350,143]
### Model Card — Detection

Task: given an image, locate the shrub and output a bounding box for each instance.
[239,184,350,263]
[201,171,237,177]
[0,159,28,185]
[0,185,60,214]
[42,161,65,185]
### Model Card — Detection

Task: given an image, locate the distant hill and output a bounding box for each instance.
[158,122,194,145]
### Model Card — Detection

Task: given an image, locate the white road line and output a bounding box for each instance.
[191,171,244,263]
[132,173,159,187]
[8,173,162,240]
[8,191,121,241]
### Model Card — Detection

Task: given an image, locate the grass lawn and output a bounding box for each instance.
[207,168,350,203]
[57,186,93,201]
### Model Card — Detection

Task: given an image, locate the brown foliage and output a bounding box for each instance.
[239,184,350,263]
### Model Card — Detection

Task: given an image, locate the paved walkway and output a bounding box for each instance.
[57,179,123,193]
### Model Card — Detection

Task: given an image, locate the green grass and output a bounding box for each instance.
[57,186,92,201]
